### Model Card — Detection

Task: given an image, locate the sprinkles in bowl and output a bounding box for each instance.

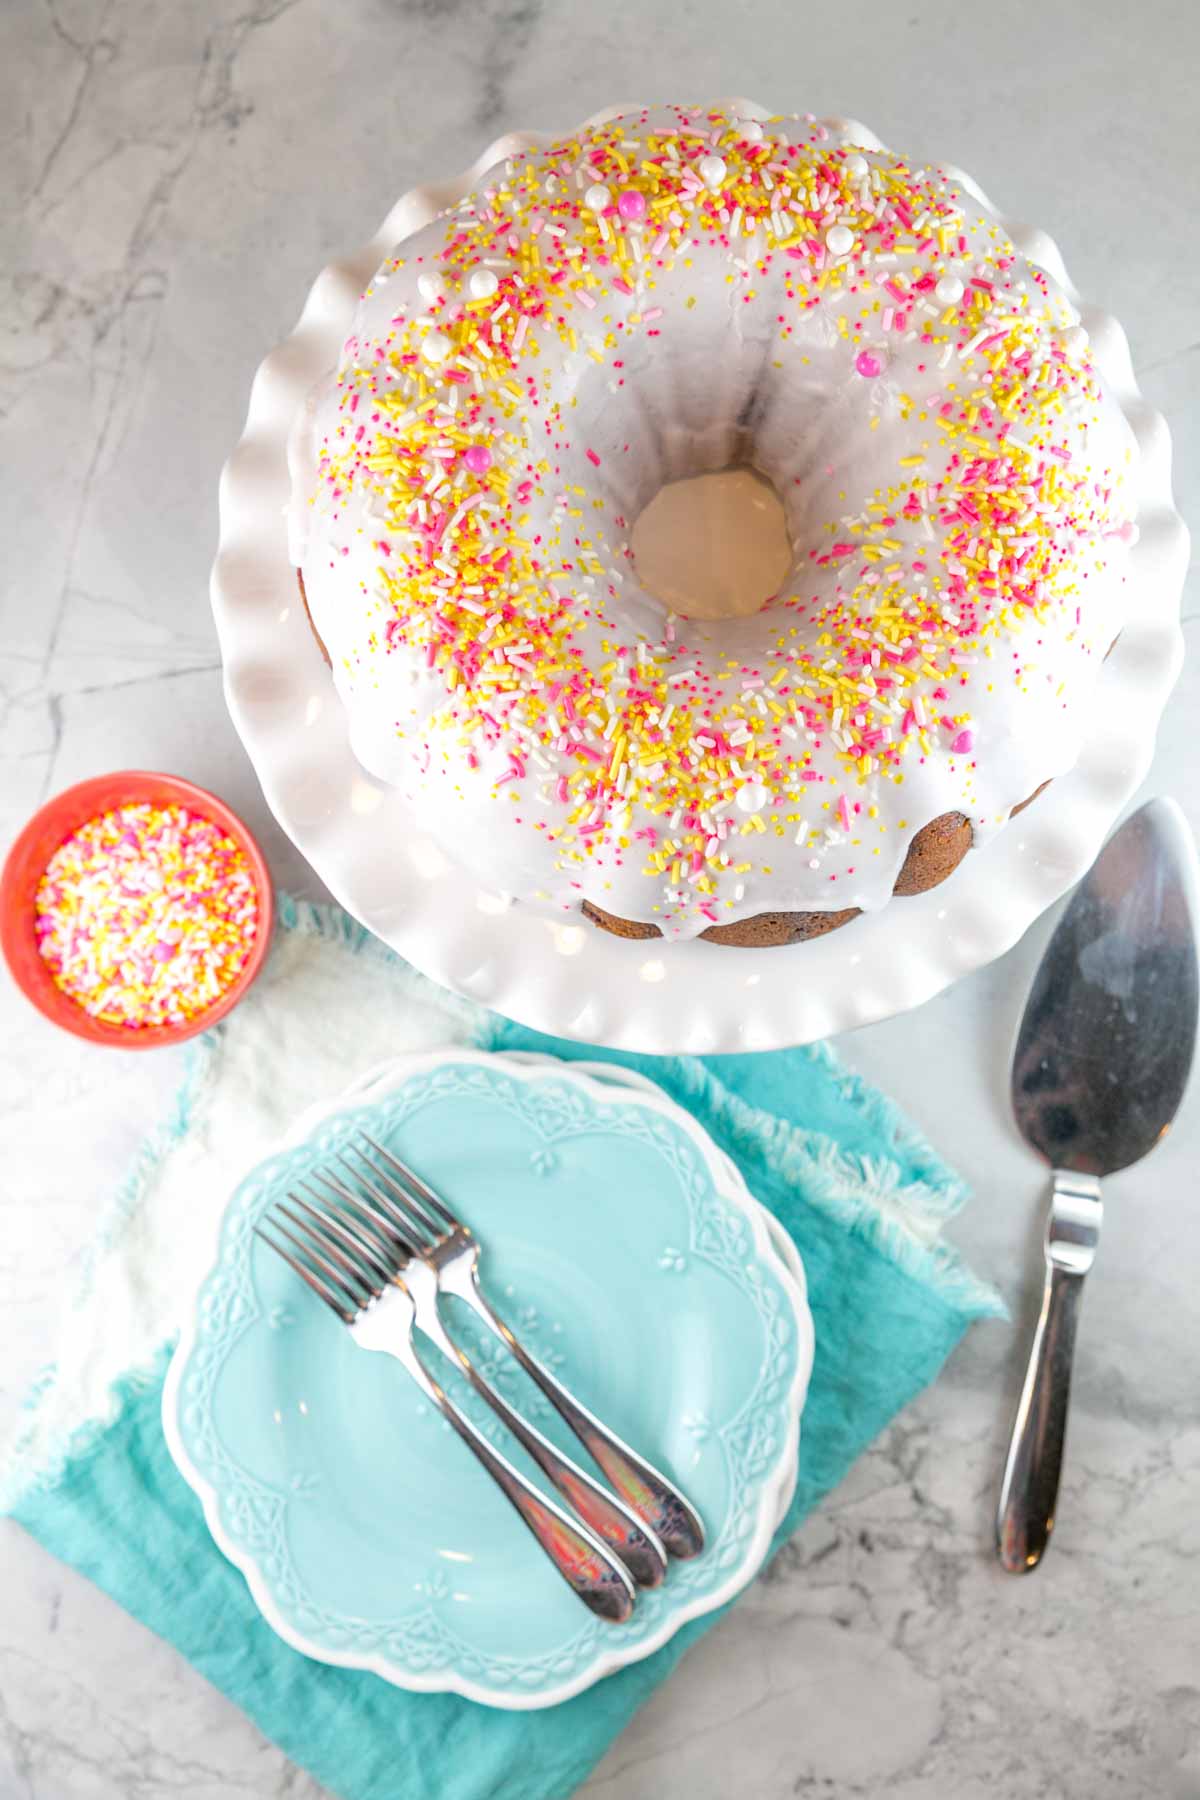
[33,801,259,1030]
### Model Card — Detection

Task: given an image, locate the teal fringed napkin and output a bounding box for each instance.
[3,899,1001,1800]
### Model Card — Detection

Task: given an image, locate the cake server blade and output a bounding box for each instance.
[997,797,1199,1573]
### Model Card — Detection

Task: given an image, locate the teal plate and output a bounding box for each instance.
[163,1052,813,1709]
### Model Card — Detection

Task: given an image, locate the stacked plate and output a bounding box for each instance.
[163,1051,814,1709]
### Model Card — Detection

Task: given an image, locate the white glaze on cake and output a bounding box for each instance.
[289,104,1136,940]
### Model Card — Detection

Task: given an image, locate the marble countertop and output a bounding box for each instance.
[2,1,1198,1794]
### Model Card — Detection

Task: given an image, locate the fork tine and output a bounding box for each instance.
[335,1150,434,1251]
[357,1134,459,1234]
[354,1137,456,1252]
[285,1192,395,1287]
[254,1223,358,1322]
[311,1165,421,1261]
[297,1173,405,1268]
[277,1200,385,1300]
[269,1209,374,1311]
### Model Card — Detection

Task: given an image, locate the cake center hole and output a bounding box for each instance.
[630,467,792,621]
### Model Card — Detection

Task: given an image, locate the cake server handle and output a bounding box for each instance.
[996,1170,1101,1574]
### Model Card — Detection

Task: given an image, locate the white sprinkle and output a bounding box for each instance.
[735,781,769,814]
[420,329,451,364]
[826,223,855,257]
[698,154,727,190]
[736,118,764,142]
[417,272,444,305]
[585,183,611,212]
[844,153,869,179]
[935,274,964,305]
[469,268,499,300]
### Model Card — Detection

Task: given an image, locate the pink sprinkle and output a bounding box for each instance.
[837,794,852,831]
[463,444,492,474]
[586,448,601,467]
[855,349,885,379]
[555,776,570,804]
[612,276,634,296]
[643,306,664,323]
[950,729,974,754]
[617,188,647,221]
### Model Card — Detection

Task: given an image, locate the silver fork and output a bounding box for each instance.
[255,1200,638,1623]
[288,1166,667,1589]
[346,1133,706,1561]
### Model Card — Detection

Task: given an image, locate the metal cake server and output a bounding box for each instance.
[998,797,1199,1573]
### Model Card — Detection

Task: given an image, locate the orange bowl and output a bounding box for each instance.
[1,771,274,1049]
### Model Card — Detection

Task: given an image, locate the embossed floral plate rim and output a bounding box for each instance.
[211,96,1187,1053]
[163,1049,814,1708]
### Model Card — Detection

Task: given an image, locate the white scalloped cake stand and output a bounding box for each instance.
[211,99,1187,1054]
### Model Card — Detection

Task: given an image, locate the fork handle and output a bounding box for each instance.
[404,1271,667,1589]
[458,1277,705,1561]
[387,1336,636,1623]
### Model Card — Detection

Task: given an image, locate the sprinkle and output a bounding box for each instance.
[464,444,493,474]
[417,272,444,305]
[825,223,855,257]
[735,781,769,814]
[934,274,964,305]
[469,268,499,300]
[584,183,611,212]
[950,729,974,754]
[617,188,647,221]
[420,329,451,364]
[854,349,886,378]
[698,154,727,189]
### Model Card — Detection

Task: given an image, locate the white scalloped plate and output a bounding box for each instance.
[211,99,1187,1053]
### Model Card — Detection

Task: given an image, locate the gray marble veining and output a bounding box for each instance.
[2,0,1198,1795]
